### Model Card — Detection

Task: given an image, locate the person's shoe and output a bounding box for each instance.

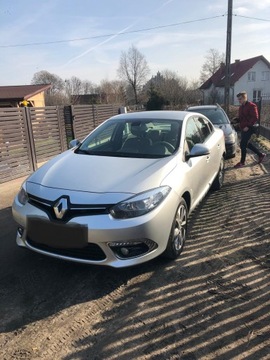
[234,162,245,168]
[258,153,266,164]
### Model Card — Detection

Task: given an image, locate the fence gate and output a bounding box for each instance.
[0,104,121,184]
[0,108,34,184]
[0,107,67,184]
[28,106,67,164]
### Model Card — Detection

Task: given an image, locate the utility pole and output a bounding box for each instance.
[224,0,233,114]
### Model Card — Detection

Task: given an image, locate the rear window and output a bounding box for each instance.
[189,108,229,125]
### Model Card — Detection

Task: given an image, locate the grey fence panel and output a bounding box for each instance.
[0,104,123,183]
[95,104,119,126]
[0,108,34,184]
[260,99,270,124]
[259,95,270,139]
[71,105,95,141]
[57,106,68,151]
[71,104,120,141]
[29,107,68,164]
[260,125,270,140]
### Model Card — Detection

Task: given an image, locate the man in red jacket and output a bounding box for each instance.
[234,91,266,168]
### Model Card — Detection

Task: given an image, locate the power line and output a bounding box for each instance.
[0,14,225,48]
[233,13,270,22]
[1,13,268,49]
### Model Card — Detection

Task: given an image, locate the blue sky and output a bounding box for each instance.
[1,0,270,86]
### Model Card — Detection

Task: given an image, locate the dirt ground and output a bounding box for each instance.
[0,139,270,360]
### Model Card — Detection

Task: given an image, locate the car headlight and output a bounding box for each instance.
[225,132,236,143]
[109,186,171,219]
[18,183,28,205]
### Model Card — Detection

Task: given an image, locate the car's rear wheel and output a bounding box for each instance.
[211,157,225,190]
[163,198,188,259]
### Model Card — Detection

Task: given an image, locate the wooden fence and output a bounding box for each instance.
[0,102,268,184]
[69,104,116,141]
[0,104,120,184]
[0,107,35,183]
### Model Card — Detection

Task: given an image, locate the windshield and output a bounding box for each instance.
[76,118,182,158]
[189,108,229,125]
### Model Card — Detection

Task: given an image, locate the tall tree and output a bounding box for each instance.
[117,45,150,104]
[31,70,66,105]
[200,48,225,84]
[144,70,189,108]
[146,82,165,110]
[31,70,64,95]
[99,80,126,104]
[64,76,83,104]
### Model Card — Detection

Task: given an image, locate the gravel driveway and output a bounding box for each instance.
[0,145,269,360]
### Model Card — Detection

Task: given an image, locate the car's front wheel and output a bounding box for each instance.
[163,198,188,259]
[211,157,225,190]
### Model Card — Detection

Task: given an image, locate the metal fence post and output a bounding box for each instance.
[23,107,37,171]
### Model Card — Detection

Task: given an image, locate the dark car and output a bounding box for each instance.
[187,105,237,158]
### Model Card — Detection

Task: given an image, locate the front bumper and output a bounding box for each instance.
[12,193,177,268]
[225,142,237,158]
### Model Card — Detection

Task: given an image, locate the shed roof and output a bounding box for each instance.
[0,84,51,100]
[200,55,270,90]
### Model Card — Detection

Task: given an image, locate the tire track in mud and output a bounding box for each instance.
[2,283,127,359]
[1,270,153,360]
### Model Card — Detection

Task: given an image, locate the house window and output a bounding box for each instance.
[261,71,270,81]
[248,71,256,81]
[253,90,261,102]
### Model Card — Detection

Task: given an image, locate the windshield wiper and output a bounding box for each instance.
[75,148,91,155]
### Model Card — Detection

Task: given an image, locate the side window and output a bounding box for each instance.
[196,117,212,142]
[185,117,202,151]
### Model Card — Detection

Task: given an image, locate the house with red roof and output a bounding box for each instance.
[0,84,51,107]
[200,55,270,105]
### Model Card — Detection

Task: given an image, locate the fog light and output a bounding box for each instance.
[18,227,24,237]
[120,247,129,256]
[108,239,157,259]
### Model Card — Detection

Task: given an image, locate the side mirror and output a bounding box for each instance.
[186,143,210,160]
[69,139,81,149]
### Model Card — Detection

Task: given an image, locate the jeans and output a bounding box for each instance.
[240,128,261,163]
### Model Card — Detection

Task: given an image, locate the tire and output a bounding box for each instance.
[211,157,225,191]
[163,198,188,259]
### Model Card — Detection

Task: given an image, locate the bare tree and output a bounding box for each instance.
[200,48,225,84]
[64,76,83,104]
[31,70,64,95]
[99,80,126,104]
[81,80,96,95]
[185,79,202,105]
[117,45,150,104]
[144,71,202,109]
[31,70,66,105]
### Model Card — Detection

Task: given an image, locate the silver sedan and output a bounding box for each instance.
[12,111,226,268]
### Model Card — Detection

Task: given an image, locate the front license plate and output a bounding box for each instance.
[26,217,88,249]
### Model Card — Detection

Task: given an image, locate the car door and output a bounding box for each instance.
[195,116,223,184]
[183,116,212,207]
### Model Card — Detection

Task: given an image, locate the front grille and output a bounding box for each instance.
[28,194,112,222]
[27,238,106,261]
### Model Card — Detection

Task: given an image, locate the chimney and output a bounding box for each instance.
[235,59,240,64]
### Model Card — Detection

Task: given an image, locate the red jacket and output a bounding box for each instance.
[238,101,259,130]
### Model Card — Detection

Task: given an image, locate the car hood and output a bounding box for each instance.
[214,123,234,135]
[27,150,177,195]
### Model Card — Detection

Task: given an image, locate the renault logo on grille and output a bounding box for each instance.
[53,197,68,219]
